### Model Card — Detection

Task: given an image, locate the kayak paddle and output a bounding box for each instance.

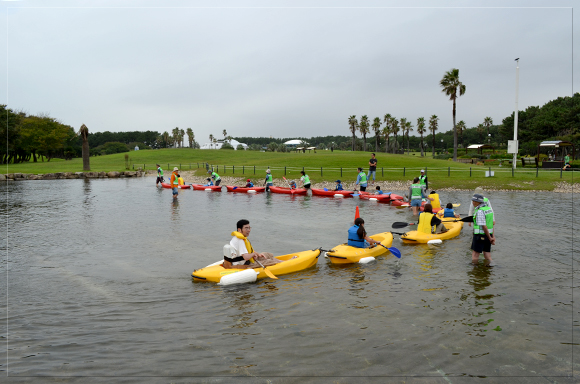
[255,259,278,279]
[282,176,292,188]
[377,243,401,258]
[392,222,416,229]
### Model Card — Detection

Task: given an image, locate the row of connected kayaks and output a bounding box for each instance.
[192,218,464,285]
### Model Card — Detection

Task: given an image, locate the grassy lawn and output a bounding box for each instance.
[3,148,577,190]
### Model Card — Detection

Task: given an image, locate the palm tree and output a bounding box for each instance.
[439,68,466,161]
[483,116,493,136]
[399,118,408,154]
[79,124,90,171]
[457,120,466,149]
[382,124,391,154]
[348,115,358,151]
[416,117,426,157]
[172,127,180,148]
[391,118,400,153]
[222,129,228,142]
[209,134,214,149]
[186,128,194,148]
[476,123,484,143]
[180,129,185,148]
[359,115,370,151]
[404,120,413,154]
[162,131,170,148]
[372,117,382,152]
[429,115,439,157]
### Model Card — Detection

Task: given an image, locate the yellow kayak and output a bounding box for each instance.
[400,218,464,244]
[325,232,394,264]
[192,248,321,283]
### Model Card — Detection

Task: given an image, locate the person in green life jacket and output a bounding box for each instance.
[208,170,221,186]
[156,164,164,185]
[470,194,496,266]
[355,167,368,192]
[300,170,311,189]
[419,169,428,190]
[564,154,570,164]
[407,177,433,216]
[263,169,273,191]
[467,188,495,227]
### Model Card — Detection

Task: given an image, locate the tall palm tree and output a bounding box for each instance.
[209,134,214,149]
[416,117,426,157]
[429,115,439,157]
[222,129,228,142]
[79,124,90,171]
[439,68,466,161]
[172,127,180,148]
[483,116,493,136]
[476,123,484,143]
[404,120,413,154]
[382,124,391,154]
[162,131,170,148]
[186,128,194,148]
[348,115,358,151]
[372,117,382,152]
[391,118,400,153]
[399,118,408,154]
[180,129,185,148]
[359,115,370,151]
[456,120,466,149]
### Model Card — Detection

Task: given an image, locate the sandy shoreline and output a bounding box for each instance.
[149,170,578,193]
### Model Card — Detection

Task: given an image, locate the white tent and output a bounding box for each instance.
[284,139,307,146]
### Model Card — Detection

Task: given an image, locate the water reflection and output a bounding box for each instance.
[460,264,499,336]
[221,287,259,333]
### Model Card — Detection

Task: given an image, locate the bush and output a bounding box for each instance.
[434,154,453,160]
[236,144,245,150]
[95,142,129,155]
[220,142,234,150]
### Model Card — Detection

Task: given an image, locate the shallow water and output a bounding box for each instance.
[1,177,578,382]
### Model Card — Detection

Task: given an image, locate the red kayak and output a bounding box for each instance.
[311,188,354,197]
[225,186,266,193]
[191,184,222,191]
[390,193,405,201]
[268,186,308,195]
[390,199,409,207]
[160,182,191,189]
[359,193,391,202]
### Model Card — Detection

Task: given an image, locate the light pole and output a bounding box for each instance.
[441,139,444,154]
[512,58,520,170]
[488,133,491,145]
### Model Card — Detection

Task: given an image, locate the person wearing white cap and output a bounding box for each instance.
[419,169,428,190]
[263,169,273,191]
[470,194,495,266]
[170,167,180,198]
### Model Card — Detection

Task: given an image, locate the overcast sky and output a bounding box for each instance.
[1,0,578,144]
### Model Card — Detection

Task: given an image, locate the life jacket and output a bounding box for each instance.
[157,167,163,176]
[348,225,365,248]
[377,191,384,195]
[417,212,435,234]
[265,174,273,183]
[410,183,422,199]
[473,205,494,235]
[178,177,185,185]
[211,172,221,181]
[419,174,427,186]
[302,174,310,184]
[335,183,343,191]
[443,208,455,218]
[429,193,441,209]
[246,182,254,188]
[171,172,179,186]
[227,231,255,264]
[358,172,367,185]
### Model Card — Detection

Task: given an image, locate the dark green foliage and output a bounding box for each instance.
[93,142,130,155]
[220,142,234,150]
[88,131,160,148]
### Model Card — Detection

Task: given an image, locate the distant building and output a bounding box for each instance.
[200,139,248,150]
[283,139,307,148]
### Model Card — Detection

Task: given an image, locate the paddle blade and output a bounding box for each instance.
[263,267,278,279]
[324,188,328,191]
[233,187,238,190]
[460,216,474,223]
[355,206,360,219]
[392,222,415,229]
[388,247,402,258]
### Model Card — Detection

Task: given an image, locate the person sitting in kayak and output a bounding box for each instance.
[348,217,381,248]
[223,219,283,269]
[204,178,213,186]
[418,204,448,234]
[334,180,344,191]
[289,180,297,189]
[245,179,254,188]
[442,203,460,218]
[208,170,221,186]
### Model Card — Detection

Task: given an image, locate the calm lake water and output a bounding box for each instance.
[1,177,578,382]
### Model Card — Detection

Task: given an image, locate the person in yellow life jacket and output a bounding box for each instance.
[417,204,448,234]
[169,167,180,198]
[470,194,495,266]
[178,176,185,186]
[223,219,283,269]
[427,191,441,211]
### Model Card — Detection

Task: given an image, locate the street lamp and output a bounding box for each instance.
[488,133,491,145]
[441,139,444,154]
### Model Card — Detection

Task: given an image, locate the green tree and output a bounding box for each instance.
[483,116,493,136]
[371,117,382,152]
[359,115,370,152]
[416,117,426,156]
[80,124,90,170]
[457,120,466,148]
[383,114,393,153]
[391,118,400,153]
[477,123,485,143]
[403,119,413,154]
[186,128,194,148]
[439,68,466,161]
[429,115,439,157]
[172,127,180,148]
[348,115,358,151]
